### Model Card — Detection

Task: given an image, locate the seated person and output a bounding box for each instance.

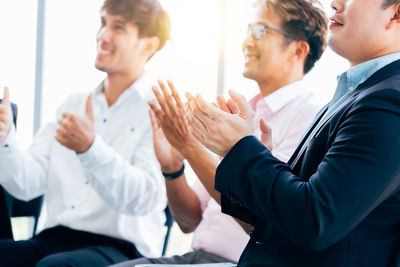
[0,90,16,239]
[185,0,400,266]
[0,0,171,266]
[112,0,327,265]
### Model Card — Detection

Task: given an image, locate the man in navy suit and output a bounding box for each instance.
[186,0,400,265]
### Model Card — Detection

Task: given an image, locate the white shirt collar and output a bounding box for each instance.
[94,72,152,104]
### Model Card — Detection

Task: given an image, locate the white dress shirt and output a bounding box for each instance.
[0,74,166,257]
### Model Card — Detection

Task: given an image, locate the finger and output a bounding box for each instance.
[167,80,184,109]
[228,90,251,117]
[260,117,271,134]
[158,80,177,116]
[227,98,239,114]
[2,87,10,106]
[57,120,70,132]
[216,95,230,113]
[186,100,208,135]
[260,117,272,149]
[55,133,71,147]
[152,86,171,117]
[148,108,159,131]
[186,112,203,138]
[85,93,94,122]
[148,99,165,124]
[194,94,221,121]
[187,119,205,144]
[56,126,69,140]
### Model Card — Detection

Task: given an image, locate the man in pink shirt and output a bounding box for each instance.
[112,0,328,265]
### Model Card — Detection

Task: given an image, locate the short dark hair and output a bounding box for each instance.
[382,0,400,9]
[101,0,171,51]
[256,0,328,74]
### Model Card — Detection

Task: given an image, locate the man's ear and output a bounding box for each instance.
[387,3,400,29]
[144,36,160,61]
[292,41,310,63]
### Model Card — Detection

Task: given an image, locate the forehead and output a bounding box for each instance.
[250,6,283,27]
[100,10,129,24]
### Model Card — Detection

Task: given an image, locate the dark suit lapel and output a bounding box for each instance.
[287,59,400,170]
[287,104,328,167]
[289,92,358,169]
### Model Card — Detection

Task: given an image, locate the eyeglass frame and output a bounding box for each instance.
[247,23,302,41]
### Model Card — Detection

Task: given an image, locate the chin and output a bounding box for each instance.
[243,70,256,80]
[328,38,348,60]
[95,62,108,72]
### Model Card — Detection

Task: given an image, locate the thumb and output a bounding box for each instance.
[2,86,10,106]
[260,118,272,150]
[85,93,94,122]
[148,108,160,132]
[228,90,251,118]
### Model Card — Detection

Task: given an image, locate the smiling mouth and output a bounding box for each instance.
[244,53,260,62]
[97,43,114,56]
[98,49,112,56]
[329,18,344,27]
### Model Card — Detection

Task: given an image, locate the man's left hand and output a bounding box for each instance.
[56,94,95,153]
[186,90,254,157]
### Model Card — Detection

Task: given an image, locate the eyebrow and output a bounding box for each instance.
[114,20,126,26]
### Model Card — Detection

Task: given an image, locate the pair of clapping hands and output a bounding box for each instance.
[0,86,94,153]
[148,80,272,166]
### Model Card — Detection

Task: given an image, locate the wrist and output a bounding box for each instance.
[161,160,184,174]
[180,142,202,159]
[162,163,185,180]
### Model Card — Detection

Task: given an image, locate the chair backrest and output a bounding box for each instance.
[4,192,43,236]
[0,102,17,239]
[162,205,174,256]
[0,187,13,239]
[0,102,43,238]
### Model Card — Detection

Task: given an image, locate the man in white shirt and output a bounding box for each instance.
[112,0,328,265]
[0,0,170,266]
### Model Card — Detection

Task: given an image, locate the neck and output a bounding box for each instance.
[104,68,143,106]
[257,69,303,97]
[349,48,400,67]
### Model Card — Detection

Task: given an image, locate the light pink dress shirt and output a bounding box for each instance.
[190,81,322,263]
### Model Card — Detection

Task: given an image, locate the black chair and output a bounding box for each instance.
[4,193,43,238]
[162,205,174,256]
[0,101,43,239]
[0,101,19,239]
[0,187,13,239]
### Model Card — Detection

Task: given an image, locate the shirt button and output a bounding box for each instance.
[85,181,89,185]
[4,144,8,148]
[103,119,107,123]
[71,205,75,209]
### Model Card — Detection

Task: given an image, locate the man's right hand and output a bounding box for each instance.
[148,80,201,157]
[149,107,184,174]
[0,87,13,143]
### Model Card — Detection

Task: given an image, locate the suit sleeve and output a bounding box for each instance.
[215,88,400,251]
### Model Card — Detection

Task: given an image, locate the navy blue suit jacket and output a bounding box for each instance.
[215,60,400,266]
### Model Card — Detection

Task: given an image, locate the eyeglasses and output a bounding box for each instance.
[247,23,301,41]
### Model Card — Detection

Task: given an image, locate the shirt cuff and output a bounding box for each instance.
[0,125,17,152]
[76,135,110,169]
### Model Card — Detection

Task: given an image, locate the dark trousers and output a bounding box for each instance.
[0,226,140,267]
